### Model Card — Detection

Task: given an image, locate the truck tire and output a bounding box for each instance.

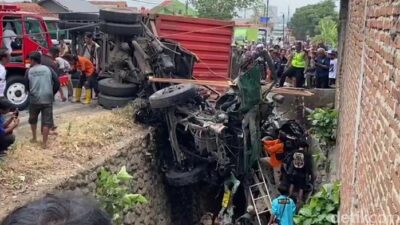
[5,76,29,110]
[165,165,206,187]
[59,21,97,32]
[100,8,142,24]
[98,78,138,97]
[149,84,196,109]
[59,13,99,22]
[100,22,142,36]
[98,93,134,109]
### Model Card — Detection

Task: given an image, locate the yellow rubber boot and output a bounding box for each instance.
[84,89,92,105]
[74,88,82,103]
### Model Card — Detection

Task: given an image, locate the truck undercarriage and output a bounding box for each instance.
[60,9,311,224]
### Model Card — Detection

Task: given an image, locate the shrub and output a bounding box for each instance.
[96,166,148,225]
[308,108,338,145]
[294,181,340,225]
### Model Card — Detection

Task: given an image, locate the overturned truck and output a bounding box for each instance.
[85,9,293,225]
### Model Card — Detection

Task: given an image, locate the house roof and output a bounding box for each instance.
[39,0,99,13]
[89,1,128,9]
[12,3,58,18]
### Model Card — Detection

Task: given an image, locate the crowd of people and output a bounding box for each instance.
[232,40,338,89]
[0,32,101,153]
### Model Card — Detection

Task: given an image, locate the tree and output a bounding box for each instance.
[312,17,338,48]
[289,0,338,40]
[190,0,261,20]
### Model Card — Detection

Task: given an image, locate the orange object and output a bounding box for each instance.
[263,139,284,168]
[76,56,94,76]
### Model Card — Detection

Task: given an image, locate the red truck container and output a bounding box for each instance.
[154,14,234,82]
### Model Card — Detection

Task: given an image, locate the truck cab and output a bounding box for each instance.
[0,4,52,109]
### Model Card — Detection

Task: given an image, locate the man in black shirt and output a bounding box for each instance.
[314,48,330,88]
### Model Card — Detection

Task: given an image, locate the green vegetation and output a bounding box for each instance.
[289,0,338,40]
[294,181,340,225]
[96,166,148,225]
[308,108,338,146]
[313,17,338,48]
[190,0,261,20]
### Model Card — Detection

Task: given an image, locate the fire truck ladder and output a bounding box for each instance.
[249,161,274,225]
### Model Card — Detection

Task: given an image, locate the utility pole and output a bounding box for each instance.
[185,0,189,15]
[288,6,290,23]
[282,14,285,43]
[266,0,269,17]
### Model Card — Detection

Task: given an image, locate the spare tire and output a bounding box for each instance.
[149,84,196,109]
[100,8,142,24]
[98,94,135,109]
[59,13,99,21]
[98,78,138,97]
[100,22,142,36]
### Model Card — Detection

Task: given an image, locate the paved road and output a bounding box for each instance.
[14,99,104,138]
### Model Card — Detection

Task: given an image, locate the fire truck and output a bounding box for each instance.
[0,4,53,109]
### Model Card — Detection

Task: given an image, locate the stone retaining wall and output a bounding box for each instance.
[2,128,172,225]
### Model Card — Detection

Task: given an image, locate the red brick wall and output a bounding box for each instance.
[337,0,400,224]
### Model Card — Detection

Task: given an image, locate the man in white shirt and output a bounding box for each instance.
[49,47,73,101]
[3,23,17,53]
[0,48,10,98]
[328,50,337,86]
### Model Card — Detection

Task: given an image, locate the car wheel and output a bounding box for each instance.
[149,84,196,109]
[100,8,142,24]
[98,78,138,97]
[59,21,98,32]
[165,165,206,187]
[100,22,143,36]
[5,76,29,110]
[59,13,99,22]
[98,93,135,109]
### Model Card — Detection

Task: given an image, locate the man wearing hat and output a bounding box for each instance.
[0,98,19,153]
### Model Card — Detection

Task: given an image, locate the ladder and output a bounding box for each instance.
[249,161,274,225]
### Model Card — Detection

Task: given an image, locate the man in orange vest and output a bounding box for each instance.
[63,54,95,104]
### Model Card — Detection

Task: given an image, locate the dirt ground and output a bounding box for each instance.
[0,101,140,217]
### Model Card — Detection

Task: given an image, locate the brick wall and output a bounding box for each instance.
[337,0,400,224]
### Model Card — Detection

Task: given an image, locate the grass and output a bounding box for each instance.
[0,106,139,214]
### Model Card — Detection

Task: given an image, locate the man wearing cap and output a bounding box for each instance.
[328,50,337,86]
[26,52,59,149]
[279,42,308,87]
[0,99,19,154]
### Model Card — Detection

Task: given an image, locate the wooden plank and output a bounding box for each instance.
[148,76,234,87]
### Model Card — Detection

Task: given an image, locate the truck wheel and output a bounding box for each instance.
[59,21,97,32]
[98,78,138,97]
[98,93,135,109]
[100,22,142,36]
[149,84,196,109]
[59,13,99,22]
[100,8,142,24]
[5,76,29,110]
[165,165,206,187]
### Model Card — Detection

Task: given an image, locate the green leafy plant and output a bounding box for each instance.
[294,181,340,225]
[96,166,148,225]
[308,108,338,146]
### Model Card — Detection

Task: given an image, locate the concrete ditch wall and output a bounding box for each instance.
[2,128,172,225]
